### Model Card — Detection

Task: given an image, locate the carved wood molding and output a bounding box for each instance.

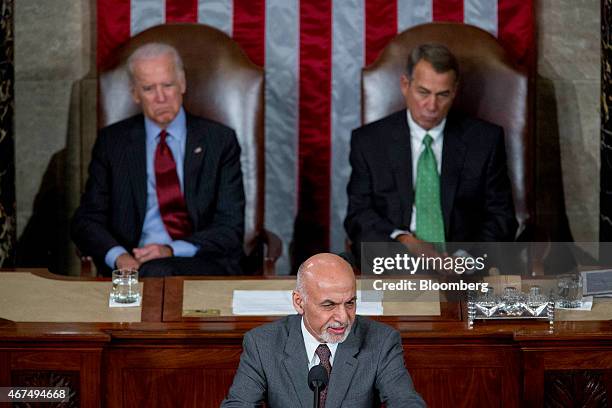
[545,370,609,408]
[11,370,79,408]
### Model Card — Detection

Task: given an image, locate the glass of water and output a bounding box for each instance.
[111,268,140,304]
[557,276,582,308]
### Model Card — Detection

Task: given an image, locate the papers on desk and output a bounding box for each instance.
[555,296,593,311]
[232,290,384,315]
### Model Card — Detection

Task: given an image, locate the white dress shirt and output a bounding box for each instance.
[301,317,338,370]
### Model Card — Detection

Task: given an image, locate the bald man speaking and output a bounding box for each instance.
[222,253,425,407]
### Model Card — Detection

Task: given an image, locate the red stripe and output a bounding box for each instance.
[433,0,463,22]
[233,0,266,67]
[498,0,536,69]
[365,0,398,65]
[296,0,333,254]
[166,0,198,23]
[97,0,130,68]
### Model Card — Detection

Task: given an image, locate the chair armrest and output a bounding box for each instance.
[76,248,96,277]
[262,229,283,276]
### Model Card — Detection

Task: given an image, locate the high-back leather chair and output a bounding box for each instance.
[362,22,533,239]
[94,23,281,274]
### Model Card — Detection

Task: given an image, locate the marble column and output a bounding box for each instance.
[602,0,612,259]
[0,0,14,267]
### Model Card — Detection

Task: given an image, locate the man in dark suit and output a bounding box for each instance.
[222,253,425,407]
[72,43,244,276]
[345,44,517,263]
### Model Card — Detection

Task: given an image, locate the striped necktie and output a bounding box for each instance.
[154,129,193,239]
[315,344,332,408]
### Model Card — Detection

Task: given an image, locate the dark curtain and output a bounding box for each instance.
[0,0,14,267]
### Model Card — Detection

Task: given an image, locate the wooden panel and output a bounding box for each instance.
[11,351,83,370]
[406,345,520,407]
[121,368,235,408]
[105,346,242,407]
[411,368,502,407]
[141,277,164,322]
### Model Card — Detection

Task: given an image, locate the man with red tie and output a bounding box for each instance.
[222,253,425,407]
[72,43,245,276]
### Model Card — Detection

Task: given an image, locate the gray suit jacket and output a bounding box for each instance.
[222,314,426,408]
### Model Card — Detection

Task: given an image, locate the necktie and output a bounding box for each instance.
[415,134,445,244]
[154,130,193,239]
[315,344,332,408]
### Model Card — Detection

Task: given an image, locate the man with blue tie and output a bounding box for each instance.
[72,43,245,276]
[222,253,425,407]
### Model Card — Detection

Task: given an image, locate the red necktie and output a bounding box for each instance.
[154,130,193,239]
[315,344,332,408]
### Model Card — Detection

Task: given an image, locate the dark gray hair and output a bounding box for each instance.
[295,262,308,301]
[406,43,459,82]
[127,42,185,84]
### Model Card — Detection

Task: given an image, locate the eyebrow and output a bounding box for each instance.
[320,296,357,305]
[417,86,451,96]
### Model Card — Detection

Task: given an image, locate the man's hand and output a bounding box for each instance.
[396,233,443,259]
[396,234,456,276]
[133,244,174,264]
[115,253,140,270]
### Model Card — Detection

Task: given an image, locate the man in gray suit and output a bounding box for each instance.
[222,253,426,407]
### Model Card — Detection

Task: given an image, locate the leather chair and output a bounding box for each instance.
[83,23,281,275]
[361,22,533,240]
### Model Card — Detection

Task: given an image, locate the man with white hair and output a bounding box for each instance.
[72,43,245,276]
[222,253,425,407]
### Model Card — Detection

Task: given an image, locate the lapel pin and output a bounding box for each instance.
[194,146,203,154]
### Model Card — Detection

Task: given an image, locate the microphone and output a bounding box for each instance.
[308,364,329,408]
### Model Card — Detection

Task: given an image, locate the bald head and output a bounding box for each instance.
[296,253,355,300]
[293,253,356,343]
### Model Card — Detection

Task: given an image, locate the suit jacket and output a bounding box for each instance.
[71,112,245,275]
[344,109,517,258]
[221,314,425,408]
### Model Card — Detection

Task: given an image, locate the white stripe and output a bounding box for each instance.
[397,0,432,32]
[464,0,498,36]
[329,0,365,255]
[131,0,165,36]
[198,0,233,36]
[265,0,300,274]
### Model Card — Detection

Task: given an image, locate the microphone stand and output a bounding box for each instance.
[313,381,322,408]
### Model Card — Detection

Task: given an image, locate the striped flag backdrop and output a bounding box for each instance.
[98,0,534,273]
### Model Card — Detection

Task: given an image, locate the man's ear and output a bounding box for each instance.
[400,74,411,97]
[179,73,186,94]
[130,85,140,105]
[292,291,304,315]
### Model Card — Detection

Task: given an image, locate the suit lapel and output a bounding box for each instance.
[183,114,207,224]
[388,111,413,226]
[126,122,147,233]
[324,323,361,408]
[282,316,311,408]
[440,115,467,237]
